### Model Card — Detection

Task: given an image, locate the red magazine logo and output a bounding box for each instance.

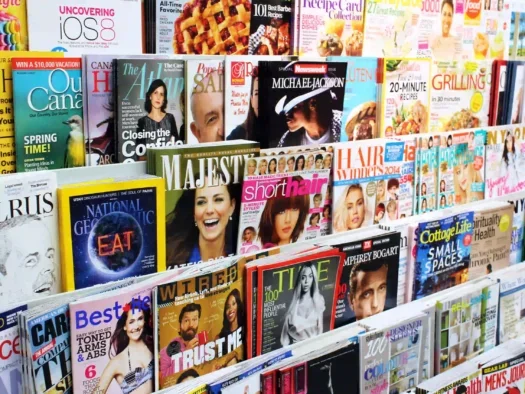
[293,64,327,74]
[231,62,245,85]
[465,0,481,19]
[363,240,372,251]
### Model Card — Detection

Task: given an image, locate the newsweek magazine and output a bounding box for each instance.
[485,125,525,198]
[237,152,331,254]
[115,58,185,163]
[332,138,415,234]
[0,304,27,394]
[412,211,474,300]
[147,141,259,267]
[255,248,343,355]
[320,231,401,328]
[155,260,244,389]
[69,270,184,394]
[258,61,346,148]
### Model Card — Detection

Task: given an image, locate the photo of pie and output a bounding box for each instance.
[444,109,481,131]
[172,0,251,54]
[345,102,377,141]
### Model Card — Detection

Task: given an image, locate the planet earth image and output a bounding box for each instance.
[87,212,143,274]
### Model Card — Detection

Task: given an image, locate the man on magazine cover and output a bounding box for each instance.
[0,215,57,302]
[274,77,342,147]
[159,303,202,379]
[190,70,224,143]
[348,260,388,321]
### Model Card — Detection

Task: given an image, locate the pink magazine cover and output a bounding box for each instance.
[69,270,187,394]
[238,152,331,254]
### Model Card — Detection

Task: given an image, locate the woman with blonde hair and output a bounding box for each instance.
[305,154,315,170]
[280,262,325,346]
[376,180,386,202]
[278,157,286,173]
[454,149,484,204]
[333,184,366,232]
[258,159,268,175]
[246,159,257,176]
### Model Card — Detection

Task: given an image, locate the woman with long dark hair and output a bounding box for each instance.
[166,173,238,266]
[217,289,245,356]
[227,75,260,141]
[280,262,325,346]
[501,131,519,190]
[94,302,154,394]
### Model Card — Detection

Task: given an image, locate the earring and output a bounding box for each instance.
[195,221,197,227]
[229,216,233,221]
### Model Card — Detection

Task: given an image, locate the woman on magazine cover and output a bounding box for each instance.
[136,79,180,147]
[94,303,154,394]
[258,159,268,175]
[239,226,260,255]
[166,174,238,266]
[376,180,386,202]
[333,184,367,232]
[501,131,520,191]
[430,0,462,60]
[295,155,305,171]
[280,262,326,346]
[247,159,257,176]
[257,176,310,248]
[227,75,260,141]
[278,157,287,173]
[305,154,315,170]
[323,153,332,170]
[307,213,321,230]
[454,150,484,204]
[216,288,245,356]
[269,158,277,174]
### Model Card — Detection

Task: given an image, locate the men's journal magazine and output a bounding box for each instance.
[0,171,60,304]
[258,61,347,148]
[412,211,474,300]
[147,141,259,267]
[332,138,415,233]
[115,58,185,163]
[255,249,343,355]
[237,152,331,254]
[69,271,182,394]
[57,177,166,291]
[155,260,244,389]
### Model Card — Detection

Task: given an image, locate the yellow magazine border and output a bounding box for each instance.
[58,177,166,291]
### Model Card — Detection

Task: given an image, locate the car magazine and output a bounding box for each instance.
[237,152,331,254]
[147,140,259,267]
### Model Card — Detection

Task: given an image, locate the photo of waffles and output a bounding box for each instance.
[172,0,251,54]
[444,109,481,131]
[345,102,377,141]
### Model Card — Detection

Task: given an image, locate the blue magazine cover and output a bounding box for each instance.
[27,305,71,394]
[413,211,474,300]
[327,57,378,142]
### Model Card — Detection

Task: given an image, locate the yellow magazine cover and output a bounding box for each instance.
[58,176,166,291]
[0,51,63,174]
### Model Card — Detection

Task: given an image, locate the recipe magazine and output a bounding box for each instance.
[237,152,331,254]
[147,141,259,267]
[255,248,344,355]
[155,260,244,389]
[332,138,416,233]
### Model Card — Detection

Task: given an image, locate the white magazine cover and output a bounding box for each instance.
[497,266,525,343]
[0,171,60,306]
[26,0,142,54]
[237,152,331,254]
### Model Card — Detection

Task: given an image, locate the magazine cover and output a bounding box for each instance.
[0,52,63,174]
[225,56,277,142]
[332,139,414,233]
[362,0,421,57]
[359,315,426,394]
[505,61,525,124]
[248,0,291,56]
[26,305,71,393]
[499,269,525,343]
[430,60,492,132]
[380,223,410,306]
[482,354,525,394]
[294,0,364,57]
[185,59,224,145]
[0,304,27,394]
[256,249,343,355]
[237,153,331,254]
[381,58,431,137]
[156,261,244,389]
[155,0,251,54]
[412,211,474,300]
[417,0,463,59]
[326,56,379,142]
[26,0,142,54]
[147,141,259,267]
[325,232,401,327]
[58,177,166,291]
[485,126,525,198]
[0,1,27,51]
[453,132,486,206]
[490,60,508,126]
[469,203,513,280]
[258,61,346,148]
[115,58,185,163]
[0,171,60,304]
[509,195,525,265]
[12,57,84,172]
[418,135,439,213]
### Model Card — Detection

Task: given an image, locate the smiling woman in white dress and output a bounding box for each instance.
[280,262,326,346]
